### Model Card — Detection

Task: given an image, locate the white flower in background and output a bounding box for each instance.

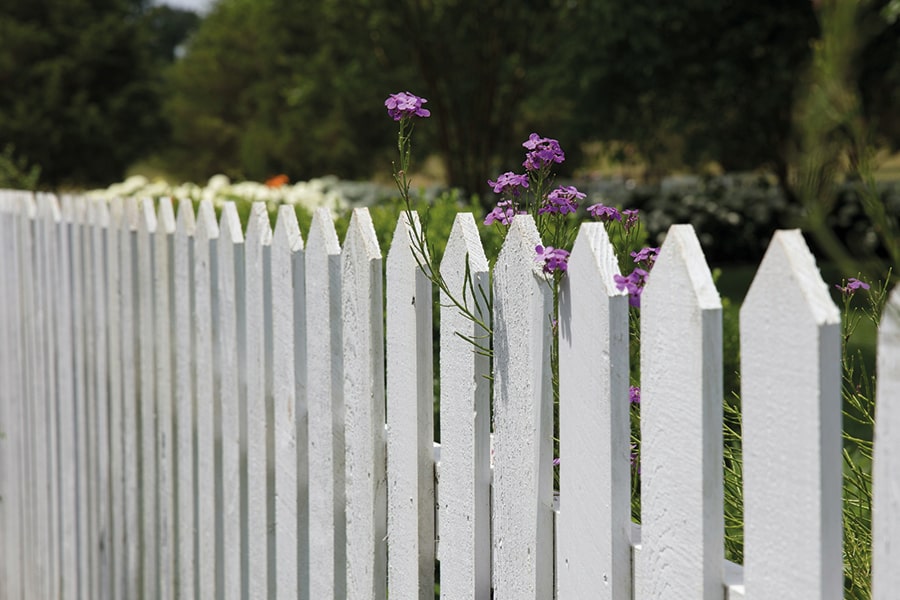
[86,174,351,218]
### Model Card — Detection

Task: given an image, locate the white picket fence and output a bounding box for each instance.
[0,189,898,599]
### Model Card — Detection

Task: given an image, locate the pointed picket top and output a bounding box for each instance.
[124,196,140,233]
[306,206,346,600]
[157,197,176,235]
[219,201,243,244]
[137,197,158,236]
[246,201,273,247]
[636,224,723,599]
[740,229,841,599]
[271,204,304,599]
[195,198,219,243]
[73,195,87,226]
[386,211,435,599]
[175,197,196,236]
[341,206,387,600]
[873,285,900,599]
[36,192,61,222]
[216,201,243,600]
[308,206,341,255]
[557,222,630,600]
[438,212,492,599]
[60,194,75,224]
[492,214,554,600]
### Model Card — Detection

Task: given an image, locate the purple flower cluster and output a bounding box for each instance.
[836,278,870,295]
[629,385,641,404]
[484,199,518,226]
[384,92,431,121]
[535,245,570,274]
[488,171,529,195]
[538,185,585,215]
[586,203,622,223]
[622,209,640,231]
[630,246,660,266]
[522,133,565,171]
[614,268,648,308]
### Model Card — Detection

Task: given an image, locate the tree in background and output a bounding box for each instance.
[0,0,179,188]
[163,0,409,183]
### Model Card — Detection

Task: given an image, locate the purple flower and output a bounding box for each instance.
[535,245,570,274]
[629,386,641,404]
[522,133,565,171]
[488,171,530,195]
[484,199,517,226]
[630,246,660,266]
[614,267,649,308]
[553,457,561,466]
[587,203,622,222]
[538,185,584,215]
[622,209,640,231]
[385,91,431,121]
[836,277,870,295]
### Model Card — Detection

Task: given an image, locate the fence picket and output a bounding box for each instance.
[491,215,554,599]
[557,222,631,599]
[245,202,273,599]
[271,205,306,599]
[873,286,900,598]
[636,224,723,599]
[386,211,435,600]
[90,198,113,600]
[195,199,219,599]
[137,197,159,600]
[106,197,128,599]
[741,230,842,599]
[0,194,24,599]
[154,197,177,600]
[305,207,346,600]
[218,202,244,600]
[174,198,196,600]
[437,213,491,600]
[121,197,143,598]
[71,195,92,600]
[342,207,387,600]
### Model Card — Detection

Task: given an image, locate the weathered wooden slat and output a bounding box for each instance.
[56,196,78,600]
[0,193,24,599]
[636,224,723,599]
[271,205,306,599]
[18,194,39,599]
[217,202,244,600]
[37,193,61,600]
[305,207,346,600]
[342,207,387,600]
[107,196,128,599]
[91,198,113,600]
[174,198,196,600]
[154,197,177,600]
[557,222,631,599]
[386,211,435,600]
[741,229,842,599]
[245,202,273,599]
[71,195,92,600]
[491,215,553,599]
[437,213,491,600]
[121,197,142,598]
[873,285,900,599]
[137,197,159,600]
[194,199,219,599]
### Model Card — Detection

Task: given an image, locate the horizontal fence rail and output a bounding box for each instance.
[0,189,898,599]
